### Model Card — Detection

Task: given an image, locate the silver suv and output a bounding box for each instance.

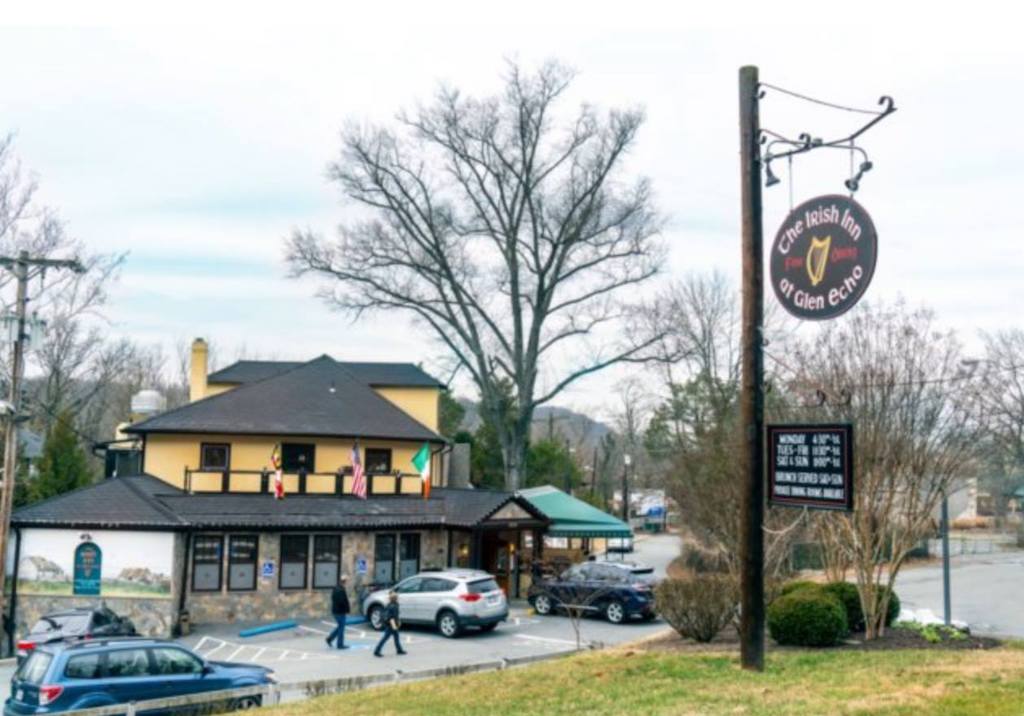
[362,570,508,638]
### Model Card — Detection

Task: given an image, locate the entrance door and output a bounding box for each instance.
[480,531,517,595]
[399,533,420,580]
[374,535,396,585]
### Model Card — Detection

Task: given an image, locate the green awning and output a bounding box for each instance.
[518,485,633,538]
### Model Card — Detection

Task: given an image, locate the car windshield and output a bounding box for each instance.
[467,578,500,594]
[16,651,52,685]
[30,614,90,635]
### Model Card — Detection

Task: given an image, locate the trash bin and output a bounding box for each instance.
[177,610,191,637]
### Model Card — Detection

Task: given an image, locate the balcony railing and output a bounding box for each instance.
[182,467,425,496]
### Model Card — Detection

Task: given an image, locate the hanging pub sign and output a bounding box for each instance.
[768,424,854,511]
[770,194,877,320]
[73,541,102,595]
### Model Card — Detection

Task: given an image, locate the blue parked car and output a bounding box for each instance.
[5,638,275,715]
[528,560,659,624]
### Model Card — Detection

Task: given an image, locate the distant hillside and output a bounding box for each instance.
[456,399,613,453]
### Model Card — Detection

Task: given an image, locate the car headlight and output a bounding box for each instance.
[265,672,278,684]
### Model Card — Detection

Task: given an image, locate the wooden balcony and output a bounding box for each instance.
[182,467,424,496]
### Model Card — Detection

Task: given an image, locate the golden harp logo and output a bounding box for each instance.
[805,235,831,287]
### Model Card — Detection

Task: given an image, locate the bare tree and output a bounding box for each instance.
[286,61,674,490]
[975,330,1024,516]
[648,273,799,582]
[787,302,985,639]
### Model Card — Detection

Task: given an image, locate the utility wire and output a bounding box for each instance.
[760,82,886,115]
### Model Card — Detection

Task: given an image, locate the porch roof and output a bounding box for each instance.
[12,475,548,532]
[517,485,633,538]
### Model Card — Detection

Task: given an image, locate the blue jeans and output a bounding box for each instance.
[327,614,347,648]
[374,626,404,655]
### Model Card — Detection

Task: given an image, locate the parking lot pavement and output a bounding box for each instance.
[177,606,668,687]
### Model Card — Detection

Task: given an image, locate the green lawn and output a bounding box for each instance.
[268,643,1024,716]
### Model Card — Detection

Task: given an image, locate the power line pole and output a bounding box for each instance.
[738,65,766,672]
[0,251,83,633]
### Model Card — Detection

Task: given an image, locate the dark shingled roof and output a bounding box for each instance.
[12,476,546,531]
[125,356,443,442]
[208,360,443,388]
[12,475,185,529]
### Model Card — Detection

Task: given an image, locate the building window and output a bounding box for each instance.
[192,535,223,592]
[280,534,309,589]
[200,443,230,471]
[364,448,391,474]
[312,535,342,589]
[227,535,258,591]
[282,443,315,472]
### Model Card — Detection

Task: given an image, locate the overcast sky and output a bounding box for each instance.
[1,2,1020,421]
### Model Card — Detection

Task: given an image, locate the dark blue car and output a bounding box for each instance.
[5,638,275,715]
[527,561,659,624]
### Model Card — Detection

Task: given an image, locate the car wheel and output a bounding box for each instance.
[533,594,553,616]
[604,600,626,624]
[640,612,658,622]
[231,696,262,710]
[368,605,386,631]
[437,610,462,638]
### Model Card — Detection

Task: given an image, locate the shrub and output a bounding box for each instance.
[655,575,737,643]
[821,582,864,632]
[679,543,731,574]
[882,586,901,626]
[767,589,848,647]
[777,580,821,598]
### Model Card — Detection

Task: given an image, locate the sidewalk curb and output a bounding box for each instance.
[287,647,582,699]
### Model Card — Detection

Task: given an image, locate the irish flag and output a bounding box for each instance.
[412,443,431,500]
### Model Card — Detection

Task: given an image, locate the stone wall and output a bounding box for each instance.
[183,529,453,627]
[13,594,177,638]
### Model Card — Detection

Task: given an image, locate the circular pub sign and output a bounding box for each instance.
[770,194,878,320]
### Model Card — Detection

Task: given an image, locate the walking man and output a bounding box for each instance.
[326,574,351,650]
[373,591,406,657]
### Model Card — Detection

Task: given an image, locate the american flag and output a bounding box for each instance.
[351,443,367,499]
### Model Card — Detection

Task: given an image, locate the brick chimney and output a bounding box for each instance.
[189,338,209,402]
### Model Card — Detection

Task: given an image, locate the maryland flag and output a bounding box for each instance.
[271,443,284,500]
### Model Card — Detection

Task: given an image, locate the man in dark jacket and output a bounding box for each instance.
[373,591,406,657]
[326,574,351,649]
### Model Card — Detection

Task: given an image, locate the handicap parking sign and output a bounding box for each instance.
[261,560,275,578]
[355,557,368,575]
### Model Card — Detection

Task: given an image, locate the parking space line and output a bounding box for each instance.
[250,647,265,663]
[298,625,329,635]
[279,650,291,661]
[203,640,228,658]
[225,646,245,661]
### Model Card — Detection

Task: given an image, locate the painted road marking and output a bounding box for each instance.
[251,647,266,663]
[202,640,228,658]
[225,646,245,661]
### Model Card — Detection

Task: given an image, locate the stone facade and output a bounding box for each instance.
[13,594,177,638]
[183,529,454,627]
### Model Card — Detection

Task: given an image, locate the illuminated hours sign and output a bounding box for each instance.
[768,424,854,511]
[770,195,877,320]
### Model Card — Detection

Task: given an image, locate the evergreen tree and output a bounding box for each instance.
[32,411,94,503]
[438,391,466,438]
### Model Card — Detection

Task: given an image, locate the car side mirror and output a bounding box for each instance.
[202,663,214,676]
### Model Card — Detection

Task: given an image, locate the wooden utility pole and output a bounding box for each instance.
[0,251,83,633]
[738,65,766,671]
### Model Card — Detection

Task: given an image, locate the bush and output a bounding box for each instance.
[655,575,737,643]
[777,580,821,598]
[767,589,848,647]
[821,582,864,632]
[882,587,901,626]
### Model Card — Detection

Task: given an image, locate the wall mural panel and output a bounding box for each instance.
[9,529,174,599]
